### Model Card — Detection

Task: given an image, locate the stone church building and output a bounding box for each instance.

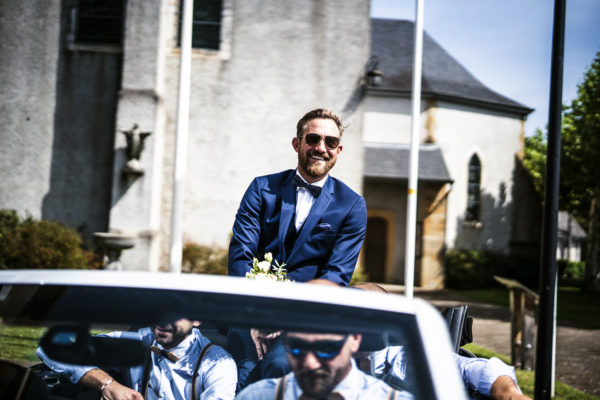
[0,0,538,287]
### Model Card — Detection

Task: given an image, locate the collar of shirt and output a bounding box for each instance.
[154,329,196,362]
[147,329,208,399]
[289,359,371,399]
[294,171,327,231]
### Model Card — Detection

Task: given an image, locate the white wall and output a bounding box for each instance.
[434,101,523,251]
[0,0,61,218]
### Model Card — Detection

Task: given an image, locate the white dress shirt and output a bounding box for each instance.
[294,171,327,231]
[235,359,413,399]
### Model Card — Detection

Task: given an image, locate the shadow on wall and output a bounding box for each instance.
[453,156,542,256]
[41,4,123,244]
[454,188,511,252]
[509,156,543,260]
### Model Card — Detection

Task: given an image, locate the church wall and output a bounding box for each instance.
[431,101,524,252]
[0,0,119,242]
[361,93,526,282]
[112,0,371,270]
[0,0,61,219]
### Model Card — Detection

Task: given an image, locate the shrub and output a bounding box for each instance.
[445,249,539,290]
[182,242,228,275]
[0,209,99,269]
[350,263,370,285]
[0,210,20,268]
[558,259,585,279]
[445,249,497,289]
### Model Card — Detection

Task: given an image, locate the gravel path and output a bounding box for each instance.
[412,290,600,397]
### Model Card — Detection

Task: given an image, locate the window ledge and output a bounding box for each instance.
[463,221,483,229]
[67,42,123,54]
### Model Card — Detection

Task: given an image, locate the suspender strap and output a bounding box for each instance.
[140,347,153,399]
[140,342,215,400]
[274,375,287,400]
[192,343,215,400]
[387,388,398,400]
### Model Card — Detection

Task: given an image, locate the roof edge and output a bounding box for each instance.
[366,88,533,116]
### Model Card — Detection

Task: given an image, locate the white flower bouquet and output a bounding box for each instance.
[245,252,292,282]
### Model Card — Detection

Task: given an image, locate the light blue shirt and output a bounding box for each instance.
[37,327,237,400]
[366,345,520,398]
[235,359,413,400]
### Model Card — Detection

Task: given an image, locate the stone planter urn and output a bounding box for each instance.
[93,232,136,270]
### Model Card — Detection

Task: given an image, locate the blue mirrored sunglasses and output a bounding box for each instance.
[283,335,349,360]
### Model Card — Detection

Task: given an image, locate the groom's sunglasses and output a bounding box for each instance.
[303,133,340,150]
[283,335,348,360]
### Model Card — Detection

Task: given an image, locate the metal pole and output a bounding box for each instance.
[404,0,424,299]
[534,0,565,397]
[169,0,193,273]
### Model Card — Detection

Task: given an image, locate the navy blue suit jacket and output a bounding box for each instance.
[228,169,367,285]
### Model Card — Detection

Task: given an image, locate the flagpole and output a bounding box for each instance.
[535,0,565,397]
[405,0,425,299]
[169,0,193,273]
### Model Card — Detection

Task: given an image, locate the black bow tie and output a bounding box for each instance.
[293,175,322,198]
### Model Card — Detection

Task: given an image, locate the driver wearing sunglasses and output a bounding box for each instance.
[236,332,412,399]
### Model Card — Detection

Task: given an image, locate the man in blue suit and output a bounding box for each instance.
[228,108,367,285]
[227,108,367,390]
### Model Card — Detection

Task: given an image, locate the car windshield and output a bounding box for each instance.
[0,271,463,400]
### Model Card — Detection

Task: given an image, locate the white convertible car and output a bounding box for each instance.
[0,270,468,399]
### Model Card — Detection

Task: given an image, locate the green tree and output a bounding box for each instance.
[523,128,547,198]
[563,51,600,292]
[523,51,600,291]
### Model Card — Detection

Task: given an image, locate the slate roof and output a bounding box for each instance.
[369,19,533,116]
[364,143,452,182]
[557,211,586,238]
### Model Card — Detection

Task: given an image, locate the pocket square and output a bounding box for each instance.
[316,223,332,232]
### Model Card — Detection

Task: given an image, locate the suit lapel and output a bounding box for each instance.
[288,177,333,262]
[278,173,296,260]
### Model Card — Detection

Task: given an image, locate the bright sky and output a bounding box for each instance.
[370,0,600,137]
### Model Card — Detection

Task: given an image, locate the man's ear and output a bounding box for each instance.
[336,144,343,155]
[192,321,202,328]
[348,334,362,353]
[292,137,300,152]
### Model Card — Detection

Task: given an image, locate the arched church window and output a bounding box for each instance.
[466,154,481,222]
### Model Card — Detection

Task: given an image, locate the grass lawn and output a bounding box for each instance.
[0,325,112,365]
[451,286,600,329]
[0,325,47,364]
[465,343,599,400]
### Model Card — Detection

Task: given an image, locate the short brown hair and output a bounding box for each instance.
[296,108,344,138]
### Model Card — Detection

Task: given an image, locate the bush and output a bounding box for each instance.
[0,209,100,269]
[558,259,585,279]
[182,242,228,275]
[445,249,539,290]
[350,263,370,285]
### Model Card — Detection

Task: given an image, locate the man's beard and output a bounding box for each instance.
[296,369,336,398]
[153,326,190,348]
[298,150,337,179]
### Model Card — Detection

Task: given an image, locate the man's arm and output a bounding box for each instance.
[198,345,238,400]
[490,375,531,400]
[79,368,143,400]
[454,355,530,399]
[317,196,367,285]
[228,178,263,277]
